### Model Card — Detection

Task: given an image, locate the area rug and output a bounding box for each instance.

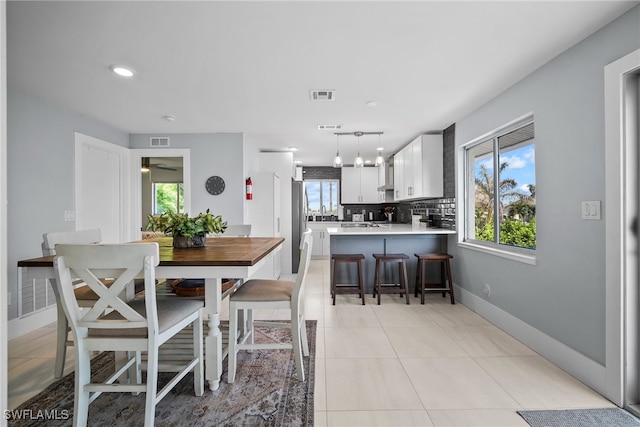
[518,408,640,427]
[9,320,316,427]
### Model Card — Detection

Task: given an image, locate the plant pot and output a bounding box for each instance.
[173,235,205,248]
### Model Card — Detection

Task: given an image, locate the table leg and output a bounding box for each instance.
[205,277,222,391]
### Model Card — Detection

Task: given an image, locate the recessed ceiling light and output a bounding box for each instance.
[288,147,299,152]
[365,100,378,107]
[109,65,135,77]
[365,160,372,164]
[162,115,177,122]
[294,160,302,164]
[376,147,384,151]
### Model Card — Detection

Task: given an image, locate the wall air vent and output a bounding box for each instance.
[309,90,336,101]
[150,137,170,147]
[318,124,342,130]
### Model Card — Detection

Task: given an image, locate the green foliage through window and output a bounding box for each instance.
[154,183,184,215]
[466,119,536,251]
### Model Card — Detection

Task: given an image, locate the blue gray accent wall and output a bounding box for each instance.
[451,5,640,366]
[7,87,129,319]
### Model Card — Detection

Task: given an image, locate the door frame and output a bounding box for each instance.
[604,48,640,407]
[130,149,191,238]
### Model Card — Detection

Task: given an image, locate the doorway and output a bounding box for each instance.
[604,48,640,413]
[130,149,191,239]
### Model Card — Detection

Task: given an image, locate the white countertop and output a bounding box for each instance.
[325,223,456,236]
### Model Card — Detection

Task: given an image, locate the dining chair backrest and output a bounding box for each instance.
[42,229,102,256]
[54,243,160,334]
[223,224,252,237]
[291,230,313,310]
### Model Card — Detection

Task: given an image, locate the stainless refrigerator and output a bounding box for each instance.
[291,179,306,273]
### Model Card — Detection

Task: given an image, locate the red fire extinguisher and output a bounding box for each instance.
[246,177,253,200]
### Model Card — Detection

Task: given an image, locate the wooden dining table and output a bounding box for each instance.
[17,236,285,391]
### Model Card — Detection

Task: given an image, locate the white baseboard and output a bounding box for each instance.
[7,306,56,340]
[456,284,610,401]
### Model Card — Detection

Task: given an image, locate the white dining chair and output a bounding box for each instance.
[227,229,313,383]
[222,224,252,237]
[53,243,204,427]
[42,229,103,378]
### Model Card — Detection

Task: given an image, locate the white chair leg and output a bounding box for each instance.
[228,304,238,383]
[55,303,68,378]
[291,319,305,381]
[73,346,91,427]
[193,314,204,396]
[300,315,309,357]
[247,308,254,352]
[144,348,159,427]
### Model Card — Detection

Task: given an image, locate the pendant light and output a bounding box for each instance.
[141,157,150,172]
[375,134,385,167]
[333,134,343,168]
[354,132,364,168]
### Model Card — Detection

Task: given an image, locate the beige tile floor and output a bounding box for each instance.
[8,259,615,426]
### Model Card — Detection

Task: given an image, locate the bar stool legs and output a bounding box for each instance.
[331,254,366,305]
[372,253,410,305]
[414,253,455,304]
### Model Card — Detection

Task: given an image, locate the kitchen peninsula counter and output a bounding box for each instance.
[326,224,456,236]
[326,224,456,297]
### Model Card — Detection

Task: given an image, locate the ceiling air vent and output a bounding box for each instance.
[150,137,170,147]
[309,90,336,101]
[318,124,342,130]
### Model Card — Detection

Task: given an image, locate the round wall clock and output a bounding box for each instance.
[205,175,225,195]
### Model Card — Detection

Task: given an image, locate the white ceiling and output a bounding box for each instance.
[7,1,638,166]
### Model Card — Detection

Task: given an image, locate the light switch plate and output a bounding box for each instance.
[581,201,601,220]
[64,211,76,222]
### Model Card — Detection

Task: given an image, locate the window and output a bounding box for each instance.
[464,118,536,253]
[304,179,339,218]
[153,182,184,214]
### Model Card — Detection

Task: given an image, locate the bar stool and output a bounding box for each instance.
[372,253,410,305]
[331,254,366,305]
[414,253,455,305]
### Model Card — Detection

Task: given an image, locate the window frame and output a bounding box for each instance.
[303,178,340,218]
[459,114,537,265]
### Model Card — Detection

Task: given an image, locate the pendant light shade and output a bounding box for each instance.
[354,134,364,168]
[375,134,385,167]
[141,157,150,172]
[333,134,343,168]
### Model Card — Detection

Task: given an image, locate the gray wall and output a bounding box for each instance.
[130,133,247,225]
[451,6,640,364]
[7,87,128,319]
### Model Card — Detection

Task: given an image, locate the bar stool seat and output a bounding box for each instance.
[331,253,366,305]
[414,253,455,304]
[372,253,410,305]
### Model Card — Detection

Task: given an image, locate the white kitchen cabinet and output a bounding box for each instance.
[248,172,282,278]
[393,135,443,200]
[308,222,335,259]
[393,147,406,200]
[341,167,378,204]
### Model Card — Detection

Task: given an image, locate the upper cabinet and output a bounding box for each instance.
[393,135,443,201]
[341,167,379,204]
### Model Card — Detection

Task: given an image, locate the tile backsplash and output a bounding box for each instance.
[396,198,456,230]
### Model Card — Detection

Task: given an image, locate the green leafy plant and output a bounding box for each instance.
[145,209,227,238]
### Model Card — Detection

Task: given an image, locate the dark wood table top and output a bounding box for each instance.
[18,236,285,268]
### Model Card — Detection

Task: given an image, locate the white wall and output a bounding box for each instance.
[1,0,9,420]
[451,5,640,398]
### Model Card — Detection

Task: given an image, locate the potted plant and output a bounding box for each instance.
[145,209,227,248]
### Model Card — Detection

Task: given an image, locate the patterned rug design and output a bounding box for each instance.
[518,408,640,427]
[10,320,316,427]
